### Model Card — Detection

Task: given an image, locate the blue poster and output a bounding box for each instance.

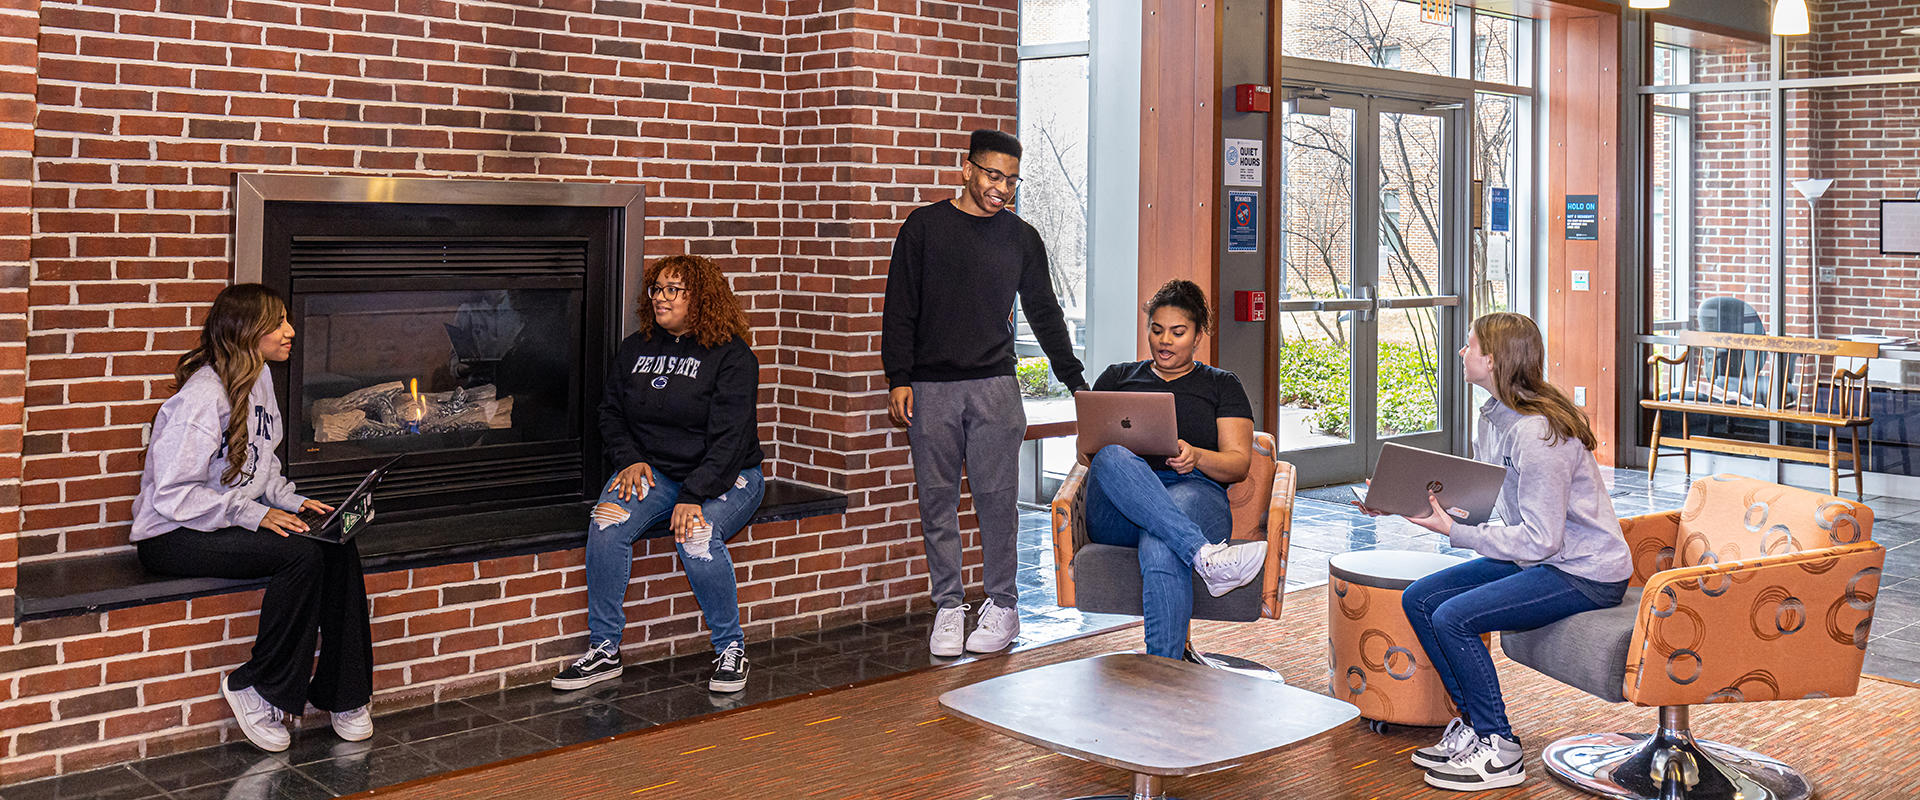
[1228,191,1258,253]
[1489,187,1510,233]
[1565,194,1599,240]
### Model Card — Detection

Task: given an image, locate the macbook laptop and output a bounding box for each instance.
[1073,391,1178,459]
[292,454,404,544]
[1356,443,1506,525]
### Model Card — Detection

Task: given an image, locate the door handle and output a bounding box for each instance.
[1376,295,1463,310]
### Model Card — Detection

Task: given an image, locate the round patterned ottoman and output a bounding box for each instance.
[1327,550,1472,732]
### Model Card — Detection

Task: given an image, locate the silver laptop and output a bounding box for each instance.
[1357,442,1506,525]
[1073,391,1178,459]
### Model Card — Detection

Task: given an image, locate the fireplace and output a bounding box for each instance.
[235,175,644,532]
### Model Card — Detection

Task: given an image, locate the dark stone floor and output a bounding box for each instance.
[9,466,1916,799]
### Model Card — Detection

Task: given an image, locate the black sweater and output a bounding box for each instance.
[881,200,1087,391]
[599,326,764,504]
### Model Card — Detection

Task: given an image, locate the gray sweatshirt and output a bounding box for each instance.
[1446,397,1632,586]
[130,366,306,542]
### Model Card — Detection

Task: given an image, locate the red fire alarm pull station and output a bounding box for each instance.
[1233,290,1267,322]
[1234,84,1272,113]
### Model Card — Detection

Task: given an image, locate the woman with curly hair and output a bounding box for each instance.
[131,283,373,753]
[551,254,765,694]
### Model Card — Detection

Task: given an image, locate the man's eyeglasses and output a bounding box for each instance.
[646,284,688,300]
[967,158,1021,187]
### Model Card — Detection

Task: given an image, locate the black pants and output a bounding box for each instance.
[137,527,374,716]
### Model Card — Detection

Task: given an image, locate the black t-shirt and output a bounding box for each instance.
[1092,361,1252,468]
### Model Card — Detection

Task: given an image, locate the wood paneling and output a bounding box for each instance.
[1545,11,1622,464]
[1138,0,1223,361]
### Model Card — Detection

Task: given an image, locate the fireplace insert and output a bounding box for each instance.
[250,189,634,531]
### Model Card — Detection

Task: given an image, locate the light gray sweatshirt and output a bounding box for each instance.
[1446,397,1632,586]
[130,366,306,542]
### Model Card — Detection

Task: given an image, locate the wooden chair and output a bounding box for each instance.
[1050,432,1295,666]
[1644,331,1876,498]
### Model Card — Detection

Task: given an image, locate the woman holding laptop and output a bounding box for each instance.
[131,283,374,753]
[1080,279,1269,662]
[1375,312,1631,793]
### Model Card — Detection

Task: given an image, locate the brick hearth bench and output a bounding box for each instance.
[14,479,846,621]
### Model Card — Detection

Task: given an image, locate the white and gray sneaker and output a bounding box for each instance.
[330,704,374,742]
[965,601,1020,653]
[550,641,623,690]
[220,677,290,753]
[1411,717,1476,768]
[1193,540,1269,597]
[1425,732,1526,792]
[929,603,969,657]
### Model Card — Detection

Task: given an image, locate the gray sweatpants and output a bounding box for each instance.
[907,376,1026,609]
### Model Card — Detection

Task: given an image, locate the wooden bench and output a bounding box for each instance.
[1643,331,1876,498]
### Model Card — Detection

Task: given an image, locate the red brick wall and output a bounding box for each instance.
[0,0,1018,783]
[1678,2,1920,339]
[0,0,37,779]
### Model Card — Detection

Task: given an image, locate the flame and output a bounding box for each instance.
[406,379,424,422]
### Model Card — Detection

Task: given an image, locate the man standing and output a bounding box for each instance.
[882,129,1088,656]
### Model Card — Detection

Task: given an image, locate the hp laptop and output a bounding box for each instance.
[1357,443,1506,525]
[1073,391,1179,459]
[292,454,404,544]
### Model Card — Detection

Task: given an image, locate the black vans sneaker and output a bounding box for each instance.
[550,642,623,690]
[708,642,749,693]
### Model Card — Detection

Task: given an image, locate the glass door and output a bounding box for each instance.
[1276,90,1463,485]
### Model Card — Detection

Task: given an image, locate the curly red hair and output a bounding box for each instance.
[641,254,751,348]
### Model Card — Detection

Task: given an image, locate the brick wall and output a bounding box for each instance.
[1678,3,1920,339]
[0,0,1019,783]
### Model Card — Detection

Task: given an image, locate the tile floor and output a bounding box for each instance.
[9,466,1919,800]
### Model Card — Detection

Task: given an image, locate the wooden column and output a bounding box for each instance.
[1138,0,1222,361]
[1546,11,1623,464]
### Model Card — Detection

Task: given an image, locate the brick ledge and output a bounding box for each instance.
[14,479,847,621]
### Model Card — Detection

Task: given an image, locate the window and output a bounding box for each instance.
[1374,44,1402,69]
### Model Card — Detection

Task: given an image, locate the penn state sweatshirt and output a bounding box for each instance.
[130,366,307,542]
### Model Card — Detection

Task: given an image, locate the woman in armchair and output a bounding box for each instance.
[1080,279,1269,661]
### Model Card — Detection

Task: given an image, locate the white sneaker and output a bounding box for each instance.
[331,704,374,742]
[964,601,1020,653]
[929,604,969,657]
[1193,540,1269,597]
[1425,733,1526,791]
[220,677,290,753]
[1411,717,1476,768]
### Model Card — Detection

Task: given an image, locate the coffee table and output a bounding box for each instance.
[938,653,1358,799]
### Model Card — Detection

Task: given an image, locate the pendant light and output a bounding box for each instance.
[1773,0,1810,36]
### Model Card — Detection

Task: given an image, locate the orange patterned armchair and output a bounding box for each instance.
[1501,474,1884,800]
[1050,432,1295,665]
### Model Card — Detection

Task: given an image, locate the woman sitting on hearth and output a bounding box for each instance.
[549,254,766,696]
[131,283,375,754]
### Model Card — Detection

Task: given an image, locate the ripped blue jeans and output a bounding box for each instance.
[584,465,764,653]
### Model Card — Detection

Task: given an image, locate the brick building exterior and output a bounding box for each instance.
[0,0,1019,783]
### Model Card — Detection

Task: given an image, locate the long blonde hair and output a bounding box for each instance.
[174,284,287,484]
[1473,312,1597,450]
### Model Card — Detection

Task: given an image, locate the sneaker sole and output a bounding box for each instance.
[963,636,1017,653]
[333,723,374,743]
[550,665,623,691]
[1424,768,1526,791]
[219,681,290,753]
[708,676,747,693]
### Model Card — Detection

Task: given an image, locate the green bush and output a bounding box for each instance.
[1016,356,1066,398]
[1276,339,1438,437]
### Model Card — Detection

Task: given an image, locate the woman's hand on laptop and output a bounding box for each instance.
[300,498,335,516]
[258,509,308,537]
[1402,493,1456,536]
[1166,440,1199,474]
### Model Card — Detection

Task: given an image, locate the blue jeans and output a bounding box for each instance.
[1400,558,1624,738]
[585,465,764,653]
[1083,445,1232,660]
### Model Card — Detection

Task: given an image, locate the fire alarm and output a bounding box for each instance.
[1233,290,1267,322]
[1234,84,1272,113]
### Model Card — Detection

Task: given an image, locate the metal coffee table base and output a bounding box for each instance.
[1069,772,1177,800]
